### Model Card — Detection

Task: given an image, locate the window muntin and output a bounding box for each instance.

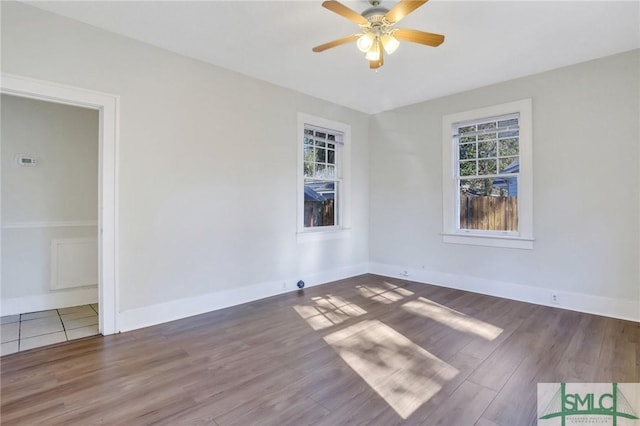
[303,125,343,228]
[454,113,520,233]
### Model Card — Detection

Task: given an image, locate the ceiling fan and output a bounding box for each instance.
[312,0,444,69]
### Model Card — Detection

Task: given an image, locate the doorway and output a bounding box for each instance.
[2,94,100,353]
[0,74,118,344]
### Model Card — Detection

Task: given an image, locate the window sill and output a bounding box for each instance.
[442,233,534,250]
[297,228,352,243]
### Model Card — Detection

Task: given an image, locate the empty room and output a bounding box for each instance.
[1,1,638,425]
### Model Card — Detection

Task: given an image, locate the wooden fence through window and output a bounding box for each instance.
[460,194,518,231]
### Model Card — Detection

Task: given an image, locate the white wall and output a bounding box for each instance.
[1,95,98,223]
[1,94,99,312]
[369,50,640,320]
[1,2,370,329]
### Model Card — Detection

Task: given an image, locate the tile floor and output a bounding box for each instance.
[1,304,99,356]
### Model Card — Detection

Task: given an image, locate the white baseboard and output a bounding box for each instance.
[117,263,369,332]
[38,260,634,333]
[1,287,98,316]
[368,262,640,323]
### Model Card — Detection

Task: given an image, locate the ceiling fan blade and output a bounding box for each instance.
[312,34,360,52]
[322,1,368,25]
[385,0,428,24]
[394,28,444,46]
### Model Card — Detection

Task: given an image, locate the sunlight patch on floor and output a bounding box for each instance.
[356,281,414,304]
[294,295,367,331]
[324,320,458,419]
[402,297,503,340]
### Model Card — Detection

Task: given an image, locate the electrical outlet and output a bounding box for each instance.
[551,292,559,304]
[400,270,409,277]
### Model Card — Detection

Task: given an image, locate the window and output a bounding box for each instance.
[457,114,520,232]
[297,113,351,241]
[303,125,341,228]
[442,99,533,249]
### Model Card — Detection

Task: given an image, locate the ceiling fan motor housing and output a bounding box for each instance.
[363,6,389,20]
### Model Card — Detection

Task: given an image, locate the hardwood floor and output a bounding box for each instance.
[1,274,638,425]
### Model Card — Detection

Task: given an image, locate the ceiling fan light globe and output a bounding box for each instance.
[381,34,400,55]
[356,33,374,52]
[365,45,380,61]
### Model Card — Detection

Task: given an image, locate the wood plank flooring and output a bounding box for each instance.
[1,274,638,425]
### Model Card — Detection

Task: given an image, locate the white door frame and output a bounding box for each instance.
[1,73,119,335]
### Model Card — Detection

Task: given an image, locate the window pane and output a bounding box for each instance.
[478,133,496,141]
[328,134,335,141]
[460,136,476,143]
[459,143,476,160]
[315,131,326,139]
[304,146,314,162]
[316,140,326,148]
[499,138,519,156]
[478,141,496,158]
[499,157,519,174]
[315,164,326,177]
[327,143,335,150]
[304,162,313,177]
[326,165,336,178]
[477,122,496,131]
[459,178,518,231]
[459,125,476,134]
[459,161,476,176]
[327,149,335,164]
[304,180,337,228]
[315,148,326,163]
[478,159,497,175]
[497,118,518,128]
[498,130,519,138]
[304,129,313,135]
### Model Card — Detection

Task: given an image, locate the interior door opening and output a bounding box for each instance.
[1,74,118,346]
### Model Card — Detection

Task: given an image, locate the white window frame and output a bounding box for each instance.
[442,99,534,249]
[297,113,351,243]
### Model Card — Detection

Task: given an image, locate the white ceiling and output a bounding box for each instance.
[26,1,640,114]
